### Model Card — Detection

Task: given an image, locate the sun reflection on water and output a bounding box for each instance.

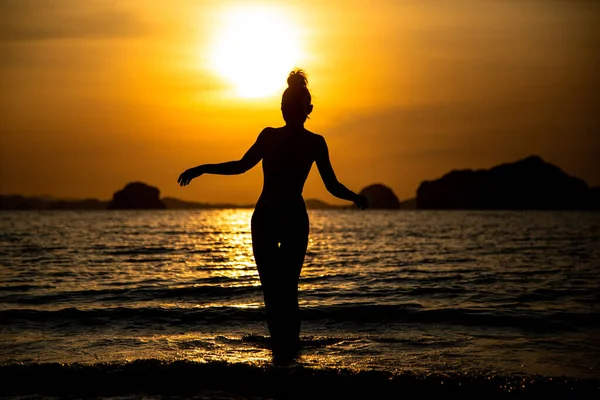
[199,210,257,282]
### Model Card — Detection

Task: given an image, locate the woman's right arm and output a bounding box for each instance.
[178,128,269,186]
[315,135,369,209]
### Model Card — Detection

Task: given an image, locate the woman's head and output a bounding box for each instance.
[281,69,313,124]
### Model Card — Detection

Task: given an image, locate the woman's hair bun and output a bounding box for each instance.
[287,69,308,90]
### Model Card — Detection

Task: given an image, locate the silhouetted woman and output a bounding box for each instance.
[178,69,368,359]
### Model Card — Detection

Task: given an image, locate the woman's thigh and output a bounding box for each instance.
[251,208,308,282]
[279,211,309,278]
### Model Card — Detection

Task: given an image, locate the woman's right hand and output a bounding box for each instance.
[178,167,203,187]
[353,194,369,210]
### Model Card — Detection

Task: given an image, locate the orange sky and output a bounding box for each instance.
[1,0,598,204]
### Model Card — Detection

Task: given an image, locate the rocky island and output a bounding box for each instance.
[1,159,597,210]
[108,182,166,210]
[359,184,401,209]
[416,156,598,210]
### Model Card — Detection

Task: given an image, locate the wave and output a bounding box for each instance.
[1,281,477,305]
[0,284,57,292]
[0,283,263,305]
[2,304,598,331]
[0,359,597,399]
[515,288,596,302]
[104,246,178,256]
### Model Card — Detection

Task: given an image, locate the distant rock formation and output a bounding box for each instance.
[0,195,36,210]
[46,199,108,210]
[359,184,400,209]
[589,187,600,209]
[399,197,417,210]
[0,195,95,210]
[305,199,341,209]
[162,197,249,209]
[416,155,596,210]
[108,182,166,210]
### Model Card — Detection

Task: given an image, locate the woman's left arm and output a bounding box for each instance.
[178,128,269,186]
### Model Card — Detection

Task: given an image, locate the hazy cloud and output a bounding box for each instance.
[0,0,146,41]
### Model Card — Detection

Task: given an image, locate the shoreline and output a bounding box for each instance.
[1,359,598,399]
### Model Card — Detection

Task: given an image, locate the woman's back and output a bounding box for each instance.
[258,126,321,204]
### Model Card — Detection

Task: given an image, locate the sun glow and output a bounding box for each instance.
[210,6,303,99]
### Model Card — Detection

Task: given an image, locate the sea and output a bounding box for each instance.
[1,210,599,399]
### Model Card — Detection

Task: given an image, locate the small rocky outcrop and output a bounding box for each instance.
[0,195,56,210]
[108,182,166,210]
[47,199,108,210]
[589,187,600,209]
[305,199,340,209]
[359,184,400,209]
[416,155,594,210]
[399,197,417,210]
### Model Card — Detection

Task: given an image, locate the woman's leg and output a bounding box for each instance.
[276,210,309,349]
[251,212,281,344]
[251,209,309,358]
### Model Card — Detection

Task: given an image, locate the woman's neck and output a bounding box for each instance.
[285,122,305,129]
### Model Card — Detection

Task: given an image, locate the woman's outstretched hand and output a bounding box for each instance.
[178,167,203,187]
[353,194,369,210]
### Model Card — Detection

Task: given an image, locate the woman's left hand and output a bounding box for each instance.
[353,194,369,210]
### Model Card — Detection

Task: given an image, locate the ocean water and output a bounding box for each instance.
[1,210,599,397]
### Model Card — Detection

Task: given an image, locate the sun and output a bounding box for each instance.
[210,6,302,99]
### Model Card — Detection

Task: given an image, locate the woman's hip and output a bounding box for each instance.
[251,206,309,237]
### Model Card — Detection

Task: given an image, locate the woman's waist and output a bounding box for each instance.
[255,193,306,211]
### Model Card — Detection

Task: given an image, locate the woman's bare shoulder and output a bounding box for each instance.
[257,127,278,141]
[261,126,278,134]
[303,128,325,141]
[303,130,326,157]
